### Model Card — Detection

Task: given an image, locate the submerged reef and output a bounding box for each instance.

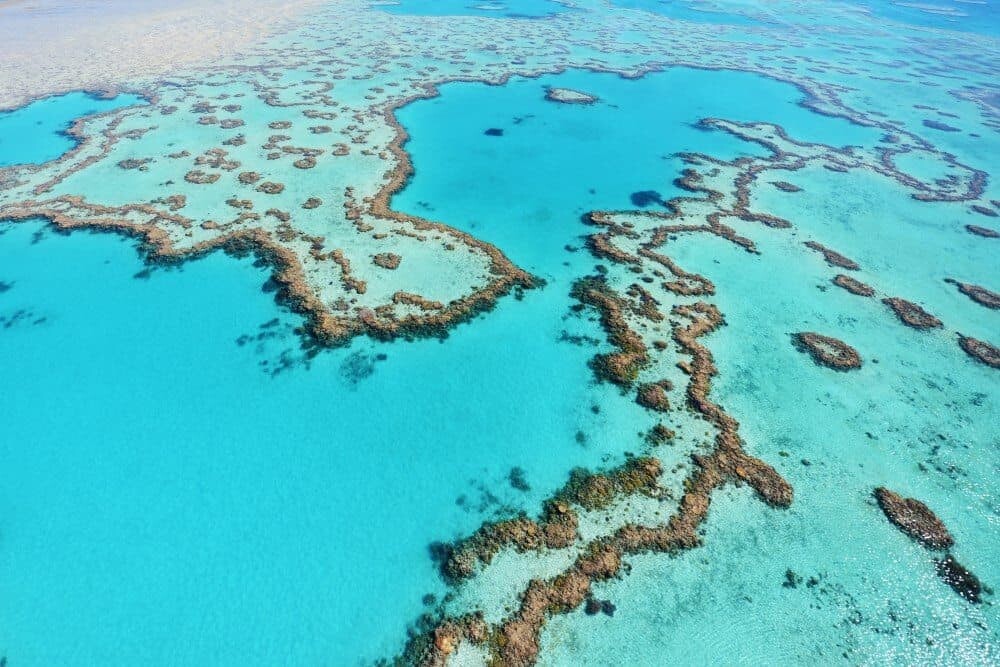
[792,332,862,371]
[804,240,859,270]
[544,87,598,104]
[935,555,983,604]
[958,335,1000,369]
[874,487,953,550]
[944,278,1000,310]
[966,224,998,238]
[882,297,943,329]
[832,274,875,297]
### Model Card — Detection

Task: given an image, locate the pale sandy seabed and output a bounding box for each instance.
[0,0,326,110]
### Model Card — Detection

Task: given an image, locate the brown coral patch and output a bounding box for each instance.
[570,276,648,386]
[441,501,580,582]
[958,335,999,368]
[772,180,802,192]
[238,171,261,184]
[117,158,151,171]
[874,487,953,549]
[184,169,219,185]
[302,197,323,209]
[152,194,186,211]
[647,423,675,444]
[804,240,859,270]
[792,332,862,370]
[257,181,285,195]
[944,278,999,310]
[636,381,671,411]
[586,233,639,264]
[966,224,998,238]
[391,291,443,311]
[832,273,875,297]
[882,297,942,329]
[373,252,402,269]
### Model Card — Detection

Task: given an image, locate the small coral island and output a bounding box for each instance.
[874,487,953,549]
[792,332,862,370]
[544,87,598,104]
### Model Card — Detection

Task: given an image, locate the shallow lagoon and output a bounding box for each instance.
[373,0,571,18]
[0,91,144,167]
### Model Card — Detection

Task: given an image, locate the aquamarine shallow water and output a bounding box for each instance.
[393,67,880,274]
[0,214,647,664]
[375,0,570,18]
[0,92,144,167]
[610,0,771,25]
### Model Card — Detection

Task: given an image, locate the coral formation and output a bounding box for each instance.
[944,278,999,310]
[934,555,983,604]
[882,297,942,329]
[958,335,1000,369]
[832,274,875,297]
[874,487,953,550]
[544,87,598,104]
[804,240,860,270]
[792,332,862,371]
[373,252,402,269]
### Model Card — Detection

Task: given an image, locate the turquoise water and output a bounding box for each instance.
[393,67,879,273]
[374,0,570,18]
[0,91,144,167]
[0,213,646,664]
[853,0,1000,36]
[611,0,771,25]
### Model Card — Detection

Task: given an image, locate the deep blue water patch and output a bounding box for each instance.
[0,91,144,167]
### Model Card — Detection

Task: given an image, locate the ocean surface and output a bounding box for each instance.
[0,0,997,665]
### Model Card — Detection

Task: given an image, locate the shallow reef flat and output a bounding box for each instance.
[0,0,998,665]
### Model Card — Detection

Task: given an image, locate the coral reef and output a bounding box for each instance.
[373,252,402,269]
[873,487,953,550]
[934,555,983,604]
[882,297,942,329]
[544,87,598,104]
[958,335,1000,369]
[804,240,860,270]
[792,332,862,371]
[966,224,999,238]
[832,274,875,297]
[944,278,999,310]
[635,380,671,411]
[570,276,648,386]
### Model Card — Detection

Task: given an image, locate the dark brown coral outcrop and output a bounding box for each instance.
[882,297,942,329]
[832,274,875,297]
[874,487,953,549]
[792,332,862,370]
